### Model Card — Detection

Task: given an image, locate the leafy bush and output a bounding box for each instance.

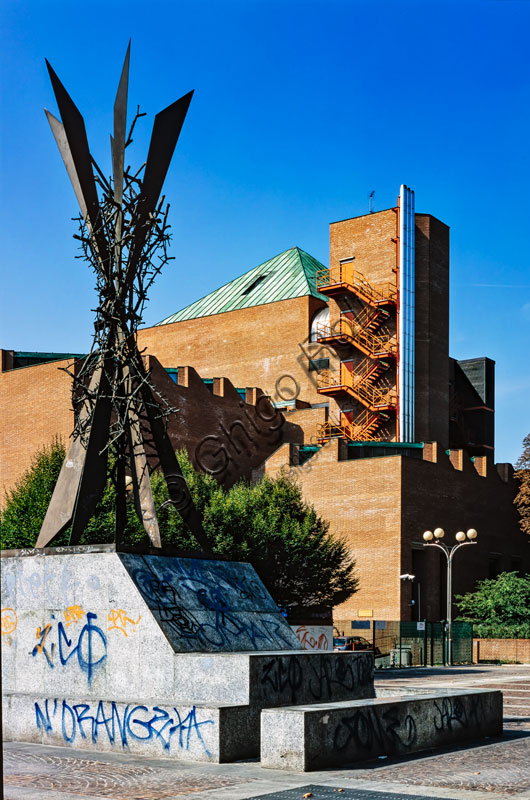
[0,439,69,549]
[456,571,530,639]
[0,444,358,610]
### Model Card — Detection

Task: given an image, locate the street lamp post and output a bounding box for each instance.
[422,527,478,665]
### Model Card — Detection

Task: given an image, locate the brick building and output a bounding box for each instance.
[1,186,528,623]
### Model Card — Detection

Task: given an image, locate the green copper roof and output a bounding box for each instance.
[155,247,327,325]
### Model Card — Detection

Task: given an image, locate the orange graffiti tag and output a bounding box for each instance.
[1,608,17,635]
[64,605,85,626]
[108,609,141,636]
[34,623,52,654]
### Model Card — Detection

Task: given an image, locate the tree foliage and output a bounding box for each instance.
[515,433,530,536]
[0,439,69,550]
[0,443,358,609]
[455,572,530,639]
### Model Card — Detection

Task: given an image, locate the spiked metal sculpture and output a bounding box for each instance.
[36,44,211,552]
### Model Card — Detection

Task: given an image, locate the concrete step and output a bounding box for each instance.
[260,688,503,771]
[3,691,253,763]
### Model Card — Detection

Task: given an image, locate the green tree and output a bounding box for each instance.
[455,572,530,638]
[0,445,358,610]
[0,438,69,550]
[515,433,530,536]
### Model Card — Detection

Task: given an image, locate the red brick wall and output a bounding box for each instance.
[138,295,331,409]
[414,215,450,447]
[330,209,397,283]
[0,353,74,503]
[258,439,529,623]
[473,639,530,663]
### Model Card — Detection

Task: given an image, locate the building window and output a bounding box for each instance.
[310,307,330,342]
[510,557,522,576]
[488,554,502,579]
[308,358,329,371]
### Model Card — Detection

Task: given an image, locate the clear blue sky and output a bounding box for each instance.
[1,0,529,464]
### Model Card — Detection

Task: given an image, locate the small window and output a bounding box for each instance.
[241,274,268,295]
[510,557,522,577]
[488,554,502,579]
[308,358,330,371]
[310,307,330,342]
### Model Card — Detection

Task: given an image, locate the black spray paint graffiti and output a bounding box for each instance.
[433,695,484,732]
[31,611,107,687]
[130,556,292,650]
[334,707,417,753]
[35,698,214,755]
[260,653,373,704]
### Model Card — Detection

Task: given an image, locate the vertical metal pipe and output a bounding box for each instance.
[398,184,415,442]
[447,551,453,665]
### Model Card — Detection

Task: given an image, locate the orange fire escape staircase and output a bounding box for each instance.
[314,264,397,442]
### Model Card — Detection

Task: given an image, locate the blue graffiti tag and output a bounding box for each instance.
[35,699,214,755]
[31,611,107,687]
[130,556,293,651]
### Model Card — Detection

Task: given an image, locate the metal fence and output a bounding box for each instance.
[333,620,473,666]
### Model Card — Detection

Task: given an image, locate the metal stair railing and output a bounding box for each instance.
[317,364,396,410]
[316,265,397,306]
[316,319,397,358]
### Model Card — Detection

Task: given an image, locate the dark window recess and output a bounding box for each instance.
[241,274,268,295]
[510,557,523,576]
[308,358,330,371]
[347,444,423,460]
[488,554,502,579]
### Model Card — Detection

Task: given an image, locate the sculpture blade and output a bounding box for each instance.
[123,91,193,287]
[36,365,104,548]
[142,90,193,211]
[45,109,88,221]
[112,40,130,205]
[69,372,113,545]
[45,60,110,273]
[138,381,212,553]
[127,402,162,548]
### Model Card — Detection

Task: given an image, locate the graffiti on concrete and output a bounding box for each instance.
[433,695,484,732]
[31,611,107,687]
[2,563,100,607]
[34,698,214,755]
[1,607,17,635]
[107,609,141,636]
[126,554,293,651]
[292,625,332,651]
[334,706,417,753]
[63,606,85,627]
[260,652,373,704]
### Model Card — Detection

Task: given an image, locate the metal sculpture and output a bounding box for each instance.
[36,44,211,552]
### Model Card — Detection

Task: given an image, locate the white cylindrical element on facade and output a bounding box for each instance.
[398,184,415,442]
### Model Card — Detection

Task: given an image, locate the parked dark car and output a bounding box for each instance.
[333,636,381,655]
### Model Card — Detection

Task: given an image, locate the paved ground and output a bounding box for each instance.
[3,665,530,800]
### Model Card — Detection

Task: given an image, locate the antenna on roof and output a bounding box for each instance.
[369,190,375,214]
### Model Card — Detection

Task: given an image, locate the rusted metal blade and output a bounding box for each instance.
[122,91,193,290]
[35,364,103,548]
[45,60,110,275]
[112,40,130,206]
[45,109,88,221]
[127,401,161,548]
[138,382,212,553]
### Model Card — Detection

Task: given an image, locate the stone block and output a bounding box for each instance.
[261,688,503,770]
[2,691,250,762]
